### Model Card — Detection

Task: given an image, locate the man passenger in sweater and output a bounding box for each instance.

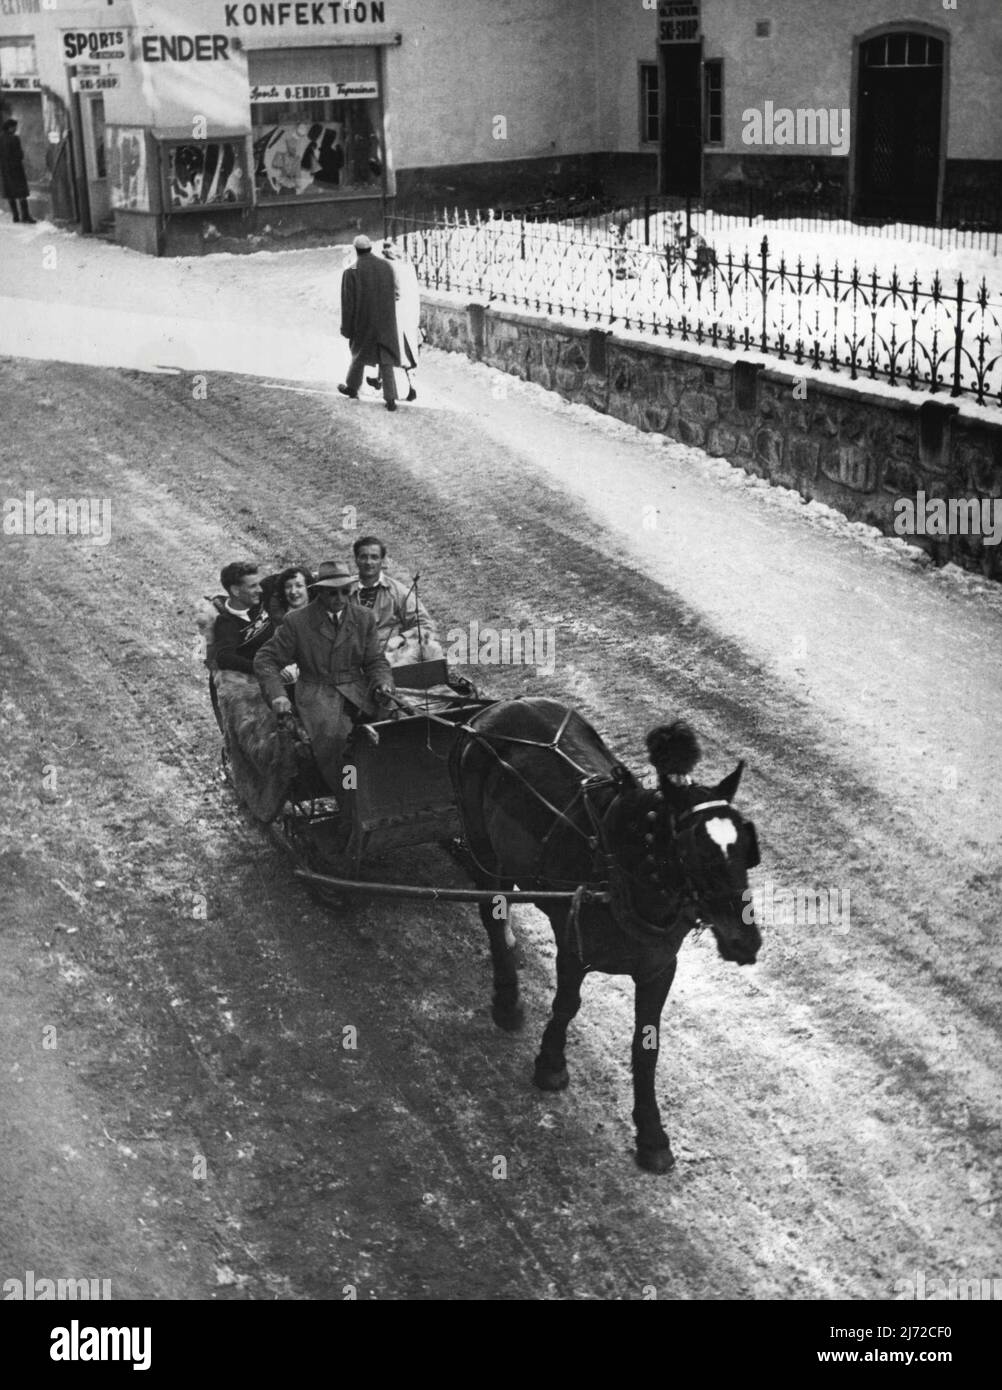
[213,561,274,673]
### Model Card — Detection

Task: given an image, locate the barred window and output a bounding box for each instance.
[640,62,660,144]
[704,58,723,145]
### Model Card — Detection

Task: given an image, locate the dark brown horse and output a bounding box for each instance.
[449,697,762,1173]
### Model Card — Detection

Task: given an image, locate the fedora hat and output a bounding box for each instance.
[309,560,356,589]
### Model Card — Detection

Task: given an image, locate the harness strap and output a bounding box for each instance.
[677,799,729,823]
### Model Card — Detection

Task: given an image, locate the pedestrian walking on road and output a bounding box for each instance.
[367,239,421,402]
[338,233,401,411]
[0,119,36,224]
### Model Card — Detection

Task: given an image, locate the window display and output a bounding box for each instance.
[164,138,251,211]
[108,127,149,212]
[248,48,384,203]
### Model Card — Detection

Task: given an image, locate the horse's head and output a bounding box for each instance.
[647,722,762,967]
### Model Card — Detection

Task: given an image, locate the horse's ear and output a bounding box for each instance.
[714,760,745,803]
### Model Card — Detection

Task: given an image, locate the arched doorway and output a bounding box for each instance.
[854,29,945,223]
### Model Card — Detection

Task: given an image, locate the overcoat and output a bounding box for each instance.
[390,257,421,370]
[0,129,29,200]
[340,252,401,368]
[254,600,392,790]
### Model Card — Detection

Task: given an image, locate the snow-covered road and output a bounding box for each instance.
[1,216,1000,1301]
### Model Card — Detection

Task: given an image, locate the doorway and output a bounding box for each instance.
[661,43,702,196]
[80,93,110,229]
[855,31,944,223]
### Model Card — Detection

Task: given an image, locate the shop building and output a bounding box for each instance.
[0,0,659,255]
[2,1,997,256]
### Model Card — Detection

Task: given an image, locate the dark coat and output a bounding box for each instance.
[340,252,401,367]
[254,599,391,717]
[255,600,393,791]
[0,130,29,200]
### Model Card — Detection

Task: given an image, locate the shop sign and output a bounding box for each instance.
[658,0,700,44]
[224,3,386,27]
[0,74,41,91]
[62,30,129,64]
[71,73,121,93]
[249,80,378,102]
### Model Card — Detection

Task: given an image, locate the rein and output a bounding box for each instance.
[455,710,737,951]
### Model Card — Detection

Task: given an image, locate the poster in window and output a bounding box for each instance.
[109,127,148,211]
[252,104,382,202]
[167,140,249,210]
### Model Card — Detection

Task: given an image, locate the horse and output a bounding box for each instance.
[449,697,762,1173]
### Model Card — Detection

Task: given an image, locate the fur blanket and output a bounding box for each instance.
[214,670,299,823]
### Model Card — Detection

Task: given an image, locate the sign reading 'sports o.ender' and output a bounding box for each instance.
[249,80,378,101]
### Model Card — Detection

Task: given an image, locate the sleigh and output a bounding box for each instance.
[213,657,579,911]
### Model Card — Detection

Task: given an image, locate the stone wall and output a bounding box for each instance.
[421,294,1002,578]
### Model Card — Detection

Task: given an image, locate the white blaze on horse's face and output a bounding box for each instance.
[704,817,738,856]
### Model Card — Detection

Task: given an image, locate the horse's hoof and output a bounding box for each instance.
[491,1000,524,1032]
[533,1063,569,1092]
[635,1143,676,1174]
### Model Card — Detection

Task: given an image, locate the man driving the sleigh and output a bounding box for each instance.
[254,559,395,796]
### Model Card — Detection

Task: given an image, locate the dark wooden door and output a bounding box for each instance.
[661,43,702,196]
[856,36,943,222]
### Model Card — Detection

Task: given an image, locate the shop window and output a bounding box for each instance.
[0,36,38,86]
[640,63,660,145]
[161,138,252,211]
[248,47,383,202]
[109,128,151,212]
[1,38,43,181]
[704,58,723,145]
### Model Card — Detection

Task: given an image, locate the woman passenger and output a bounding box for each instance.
[267,565,314,624]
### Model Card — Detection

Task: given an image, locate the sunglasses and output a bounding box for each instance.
[327,585,354,596]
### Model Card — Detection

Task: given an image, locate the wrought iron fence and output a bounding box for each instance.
[391,191,1002,254]
[387,210,1002,409]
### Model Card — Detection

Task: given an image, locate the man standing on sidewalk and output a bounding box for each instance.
[0,119,36,224]
[338,233,401,411]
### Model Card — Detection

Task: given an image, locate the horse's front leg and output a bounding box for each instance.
[534,929,585,1091]
[479,884,523,1032]
[631,962,677,1173]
